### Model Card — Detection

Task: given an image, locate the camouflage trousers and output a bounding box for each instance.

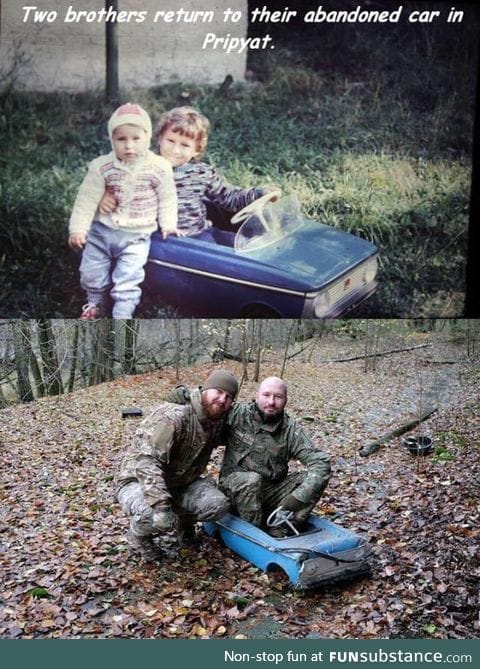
[117,477,229,539]
[219,470,328,528]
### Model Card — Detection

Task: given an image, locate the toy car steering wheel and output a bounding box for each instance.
[231,190,280,225]
[266,506,300,536]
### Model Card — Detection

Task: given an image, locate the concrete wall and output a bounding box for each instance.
[0,1,248,91]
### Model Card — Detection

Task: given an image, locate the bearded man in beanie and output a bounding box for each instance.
[116,369,238,561]
[219,376,331,537]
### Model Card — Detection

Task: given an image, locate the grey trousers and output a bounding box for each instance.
[117,477,230,538]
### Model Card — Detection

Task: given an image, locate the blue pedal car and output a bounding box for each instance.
[145,194,379,318]
[203,512,372,589]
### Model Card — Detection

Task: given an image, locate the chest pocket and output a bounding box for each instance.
[262,433,289,481]
[242,430,288,481]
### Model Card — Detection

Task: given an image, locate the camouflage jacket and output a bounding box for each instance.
[219,401,331,504]
[116,389,225,509]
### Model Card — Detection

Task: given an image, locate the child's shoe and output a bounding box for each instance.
[79,303,101,320]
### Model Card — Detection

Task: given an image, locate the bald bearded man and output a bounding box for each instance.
[219,377,331,536]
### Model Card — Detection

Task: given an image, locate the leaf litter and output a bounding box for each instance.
[0,335,478,639]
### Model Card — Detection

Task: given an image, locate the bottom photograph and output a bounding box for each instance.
[0,318,479,640]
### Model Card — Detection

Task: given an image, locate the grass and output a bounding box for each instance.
[0,14,477,317]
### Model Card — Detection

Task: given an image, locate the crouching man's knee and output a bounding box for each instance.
[175,477,230,522]
[220,471,263,526]
[222,471,263,494]
[197,488,230,521]
[117,482,158,537]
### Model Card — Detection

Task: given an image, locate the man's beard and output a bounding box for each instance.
[201,397,227,420]
[257,408,284,424]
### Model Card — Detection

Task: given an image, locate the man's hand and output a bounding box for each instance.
[68,232,87,249]
[152,508,174,531]
[281,493,303,513]
[99,188,117,215]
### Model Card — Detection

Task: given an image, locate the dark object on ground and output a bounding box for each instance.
[121,407,143,418]
[402,435,433,456]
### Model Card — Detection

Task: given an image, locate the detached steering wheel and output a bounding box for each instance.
[231,190,280,225]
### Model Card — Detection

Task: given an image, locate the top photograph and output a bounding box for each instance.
[0,0,478,319]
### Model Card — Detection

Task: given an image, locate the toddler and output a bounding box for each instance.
[69,103,178,319]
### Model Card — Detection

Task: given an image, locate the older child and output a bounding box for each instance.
[101,106,280,243]
[69,103,178,319]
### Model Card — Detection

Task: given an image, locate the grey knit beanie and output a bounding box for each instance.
[202,369,238,399]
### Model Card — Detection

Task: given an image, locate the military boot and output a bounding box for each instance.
[175,516,202,548]
[126,528,164,562]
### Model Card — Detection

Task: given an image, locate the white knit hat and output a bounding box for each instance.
[108,103,152,144]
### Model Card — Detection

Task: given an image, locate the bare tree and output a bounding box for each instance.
[239,320,249,384]
[186,319,200,365]
[67,322,80,393]
[88,320,115,386]
[122,319,138,375]
[173,320,182,381]
[37,319,64,396]
[10,320,34,403]
[279,320,299,378]
[253,320,264,382]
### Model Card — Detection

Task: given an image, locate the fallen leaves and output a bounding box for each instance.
[0,336,479,639]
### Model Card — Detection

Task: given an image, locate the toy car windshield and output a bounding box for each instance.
[233,193,304,254]
[145,189,379,318]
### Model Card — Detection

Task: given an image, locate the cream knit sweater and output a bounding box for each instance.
[69,150,177,236]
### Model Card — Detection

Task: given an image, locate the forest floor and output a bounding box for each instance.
[1,333,479,639]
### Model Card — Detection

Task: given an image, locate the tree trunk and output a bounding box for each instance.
[37,319,64,396]
[223,319,232,354]
[174,320,181,381]
[187,319,199,365]
[123,319,138,375]
[105,1,119,102]
[67,322,80,393]
[89,320,115,386]
[253,319,264,382]
[28,339,46,398]
[10,320,35,403]
[279,321,299,378]
[240,320,249,384]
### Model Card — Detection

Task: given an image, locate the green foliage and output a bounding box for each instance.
[432,445,455,463]
[29,587,50,599]
[433,429,468,463]
[422,623,437,635]
[0,20,475,317]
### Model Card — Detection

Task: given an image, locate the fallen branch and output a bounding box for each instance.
[287,340,317,361]
[212,350,254,363]
[359,406,438,457]
[321,343,432,363]
[421,360,458,365]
